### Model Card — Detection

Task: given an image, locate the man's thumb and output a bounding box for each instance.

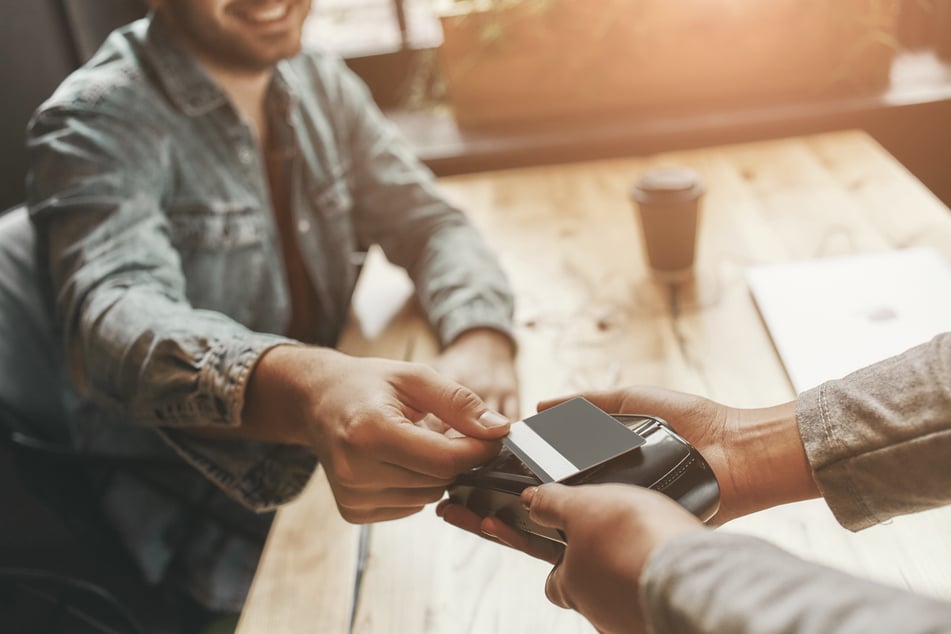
[523,484,574,531]
[401,366,510,439]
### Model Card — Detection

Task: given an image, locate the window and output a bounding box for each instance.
[304,0,442,58]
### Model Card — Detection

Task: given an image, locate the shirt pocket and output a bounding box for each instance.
[307,177,359,253]
[166,201,267,252]
[311,178,352,219]
[165,201,283,329]
[303,178,361,310]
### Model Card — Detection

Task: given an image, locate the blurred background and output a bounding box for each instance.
[0,2,950,630]
[307,0,951,203]
[2,0,950,210]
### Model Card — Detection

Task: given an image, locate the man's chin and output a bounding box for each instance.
[220,42,302,73]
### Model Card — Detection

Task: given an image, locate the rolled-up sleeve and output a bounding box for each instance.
[797,332,951,530]
[317,57,515,347]
[27,104,315,510]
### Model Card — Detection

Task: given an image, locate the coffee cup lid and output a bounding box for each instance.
[631,166,705,205]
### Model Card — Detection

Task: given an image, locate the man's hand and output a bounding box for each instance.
[539,386,817,524]
[438,384,817,553]
[243,345,511,523]
[433,328,519,419]
[522,483,703,634]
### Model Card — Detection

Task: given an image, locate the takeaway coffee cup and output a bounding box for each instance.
[630,166,705,282]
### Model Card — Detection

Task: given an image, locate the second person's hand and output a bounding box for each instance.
[539,386,818,524]
[432,327,520,420]
[522,482,702,634]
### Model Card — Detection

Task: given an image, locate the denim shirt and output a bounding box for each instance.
[24,14,514,610]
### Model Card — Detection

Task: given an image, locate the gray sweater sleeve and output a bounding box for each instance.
[798,332,951,530]
[641,333,951,633]
[643,531,951,634]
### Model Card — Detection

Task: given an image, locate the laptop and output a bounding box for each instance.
[746,247,951,394]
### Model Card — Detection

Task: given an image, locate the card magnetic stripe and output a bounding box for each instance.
[502,421,580,483]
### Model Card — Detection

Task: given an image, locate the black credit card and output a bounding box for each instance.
[502,397,646,483]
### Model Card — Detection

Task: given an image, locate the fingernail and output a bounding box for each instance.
[521,486,537,511]
[479,410,510,428]
[482,522,514,547]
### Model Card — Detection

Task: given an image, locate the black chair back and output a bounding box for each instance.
[0,0,147,212]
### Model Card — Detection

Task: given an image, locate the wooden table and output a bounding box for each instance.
[236,130,951,633]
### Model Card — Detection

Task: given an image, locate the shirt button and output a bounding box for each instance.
[237,146,254,164]
[297,219,310,233]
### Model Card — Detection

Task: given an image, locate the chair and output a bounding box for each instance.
[0,206,148,633]
[1,206,271,632]
[0,204,273,631]
[0,0,147,211]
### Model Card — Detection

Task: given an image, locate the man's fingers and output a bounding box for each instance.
[482,517,565,564]
[415,413,450,434]
[437,504,521,551]
[438,501,487,536]
[376,420,501,479]
[523,484,575,531]
[437,503,566,565]
[338,504,427,524]
[483,395,502,419]
[331,455,455,489]
[538,390,626,414]
[538,386,684,416]
[567,390,630,413]
[336,485,447,511]
[545,565,570,610]
[501,393,520,420]
[537,393,580,412]
[396,366,510,440]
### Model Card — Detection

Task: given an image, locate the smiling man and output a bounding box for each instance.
[25,0,517,623]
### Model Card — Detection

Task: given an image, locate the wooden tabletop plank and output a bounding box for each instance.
[235,468,359,634]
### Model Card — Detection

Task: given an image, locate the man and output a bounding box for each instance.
[440,334,951,633]
[26,0,517,617]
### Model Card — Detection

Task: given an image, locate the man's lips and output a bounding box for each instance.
[229,1,293,25]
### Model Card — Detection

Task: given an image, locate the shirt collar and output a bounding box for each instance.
[143,12,229,116]
[142,12,302,118]
[270,62,301,115]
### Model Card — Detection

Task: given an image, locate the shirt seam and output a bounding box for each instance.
[817,383,881,526]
